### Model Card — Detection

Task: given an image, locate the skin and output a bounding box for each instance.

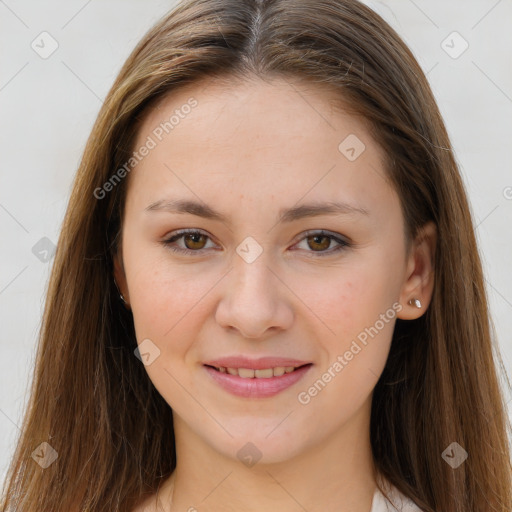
[114,75,436,512]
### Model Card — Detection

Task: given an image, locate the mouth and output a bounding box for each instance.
[203,362,313,398]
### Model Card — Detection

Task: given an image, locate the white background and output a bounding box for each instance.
[1,0,511,483]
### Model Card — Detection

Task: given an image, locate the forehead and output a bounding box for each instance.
[126,76,392,215]
[137,75,373,148]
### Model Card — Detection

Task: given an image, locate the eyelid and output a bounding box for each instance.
[293,229,350,245]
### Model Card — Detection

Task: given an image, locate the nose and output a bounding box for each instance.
[215,252,294,339]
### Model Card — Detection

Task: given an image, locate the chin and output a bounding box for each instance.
[210,429,308,466]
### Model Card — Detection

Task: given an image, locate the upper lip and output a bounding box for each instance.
[203,356,312,370]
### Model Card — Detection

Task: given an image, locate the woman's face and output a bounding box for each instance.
[115,76,432,464]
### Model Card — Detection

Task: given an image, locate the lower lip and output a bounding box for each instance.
[203,364,312,398]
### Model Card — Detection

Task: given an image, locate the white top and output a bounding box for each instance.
[370,481,422,512]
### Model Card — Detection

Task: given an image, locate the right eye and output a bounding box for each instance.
[162,229,217,255]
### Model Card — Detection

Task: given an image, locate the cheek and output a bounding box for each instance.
[296,275,396,421]
[307,260,398,343]
[121,234,210,349]
[297,257,400,398]
[128,265,212,346]
[124,255,215,409]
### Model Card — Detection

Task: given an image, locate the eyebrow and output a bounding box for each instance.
[145,198,369,223]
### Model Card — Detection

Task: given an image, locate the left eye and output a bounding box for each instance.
[162,229,351,256]
[293,230,351,256]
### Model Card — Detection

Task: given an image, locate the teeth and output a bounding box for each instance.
[238,368,255,378]
[273,366,285,377]
[254,368,273,378]
[215,365,300,378]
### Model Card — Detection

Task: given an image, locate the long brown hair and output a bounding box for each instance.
[1,0,510,510]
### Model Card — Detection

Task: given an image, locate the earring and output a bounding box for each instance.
[113,277,129,308]
[408,298,422,308]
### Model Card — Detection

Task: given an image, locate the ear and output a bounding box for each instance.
[396,221,436,320]
[113,250,130,306]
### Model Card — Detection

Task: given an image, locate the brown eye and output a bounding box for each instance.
[162,229,215,254]
[183,232,208,250]
[306,234,332,251]
[293,230,351,257]
[163,229,350,257]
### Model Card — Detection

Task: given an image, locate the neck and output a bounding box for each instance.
[161,396,378,512]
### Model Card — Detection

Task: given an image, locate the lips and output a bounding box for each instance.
[203,356,313,398]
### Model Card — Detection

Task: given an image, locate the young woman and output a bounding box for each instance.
[1,0,510,511]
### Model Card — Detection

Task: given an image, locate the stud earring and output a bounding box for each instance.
[408,298,422,308]
[113,277,130,308]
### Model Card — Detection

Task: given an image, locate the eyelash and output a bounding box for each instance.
[161,229,351,257]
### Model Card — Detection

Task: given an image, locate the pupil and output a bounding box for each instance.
[186,233,204,249]
[311,235,329,250]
